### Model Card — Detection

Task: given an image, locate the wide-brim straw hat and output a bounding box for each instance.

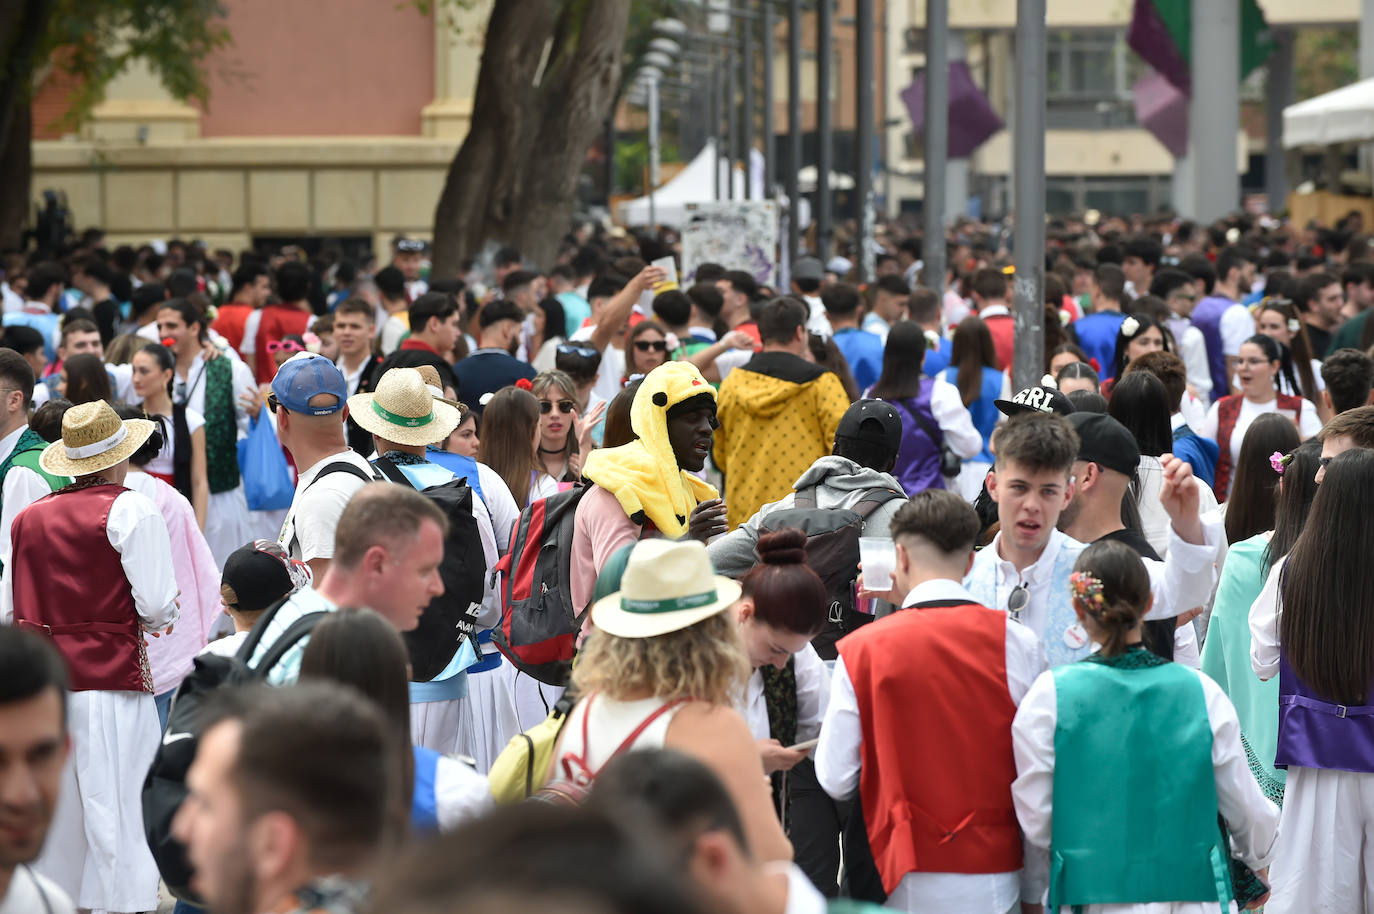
[40,400,156,477]
[591,539,741,639]
[414,364,461,409]
[348,367,461,447]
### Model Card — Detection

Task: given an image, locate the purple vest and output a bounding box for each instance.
[890,379,946,494]
[1190,296,1233,403]
[1275,652,1374,774]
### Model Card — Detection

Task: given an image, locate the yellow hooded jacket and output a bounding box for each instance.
[714,352,850,529]
[581,362,718,540]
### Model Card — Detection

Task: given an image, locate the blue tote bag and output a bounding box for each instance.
[237,414,294,510]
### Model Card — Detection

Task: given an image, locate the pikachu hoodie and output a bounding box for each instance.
[714,351,850,529]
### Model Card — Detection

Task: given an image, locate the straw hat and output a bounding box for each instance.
[414,364,461,408]
[590,539,741,639]
[348,367,461,447]
[39,400,156,477]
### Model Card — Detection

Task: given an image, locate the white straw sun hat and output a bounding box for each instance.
[347,367,462,447]
[39,400,156,478]
[590,539,741,639]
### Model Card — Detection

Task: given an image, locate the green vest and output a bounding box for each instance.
[1049,656,1232,913]
[0,429,71,577]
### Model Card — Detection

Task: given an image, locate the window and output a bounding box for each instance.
[1046,30,1143,102]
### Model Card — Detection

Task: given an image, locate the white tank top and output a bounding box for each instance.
[551,695,685,784]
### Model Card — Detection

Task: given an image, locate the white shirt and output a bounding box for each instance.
[802,294,832,338]
[974,522,1222,646]
[740,643,830,744]
[570,325,627,406]
[278,449,376,563]
[816,578,1046,913]
[473,461,519,550]
[0,865,75,914]
[380,316,409,355]
[1219,302,1256,357]
[336,355,372,397]
[0,282,23,315]
[1248,555,1286,681]
[143,407,204,478]
[433,755,495,830]
[1199,396,1323,499]
[240,309,262,356]
[861,312,891,344]
[1177,324,1214,400]
[175,351,259,438]
[1011,663,1281,907]
[920,377,984,459]
[1,488,180,630]
[0,428,55,580]
[776,861,827,914]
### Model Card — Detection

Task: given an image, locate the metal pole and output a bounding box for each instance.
[710,65,722,200]
[1188,0,1239,222]
[787,0,802,260]
[923,0,948,297]
[1265,29,1293,214]
[648,75,660,228]
[763,1,776,198]
[727,38,738,200]
[719,56,730,199]
[816,0,833,259]
[1011,0,1046,392]
[742,3,755,200]
[856,0,875,283]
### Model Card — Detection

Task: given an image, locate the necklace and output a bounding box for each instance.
[538,445,568,455]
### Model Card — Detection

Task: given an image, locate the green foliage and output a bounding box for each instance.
[36,0,232,127]
[614,135,681,195]
[1295,29,1358,102]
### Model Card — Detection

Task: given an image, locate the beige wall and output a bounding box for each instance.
[33,138,457,252]
[899,0,1359,28]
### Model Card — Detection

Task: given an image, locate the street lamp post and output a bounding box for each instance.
[1012,0,1046,393]
[741,0,754,200]
[856,0,875,282]
[762,0,776,198]
[924,0,948,297]
[816,0,833,260]
[787,0,802,264]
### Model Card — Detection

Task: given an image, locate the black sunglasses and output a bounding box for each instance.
[1007,582,1029,622]
[634,339,668,352]
[557,343,600,358]
[267,392,283,415]
[540,399,577,415]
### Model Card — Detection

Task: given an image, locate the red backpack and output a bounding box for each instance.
[492,485,589,685]
[532,694,687,806]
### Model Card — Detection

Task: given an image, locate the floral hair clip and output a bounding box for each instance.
[515,378,533,391]
[1288,318,1300,334]
[302,331,322,355]
[1119,315,1140,337]
[1069,570,1107,615]
[1270,450,1293,475]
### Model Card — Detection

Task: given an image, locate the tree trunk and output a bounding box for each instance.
[0,104,31,252]
[431,0,632,275]
[0,0,54,251]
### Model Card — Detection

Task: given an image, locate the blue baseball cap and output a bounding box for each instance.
[270,352,348,416]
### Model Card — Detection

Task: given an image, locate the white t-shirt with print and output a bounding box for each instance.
[278,449,376,563]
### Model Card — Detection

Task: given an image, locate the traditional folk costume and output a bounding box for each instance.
[965,525,1220,668]
[1250,556,1374,913]
[0,423,70,576]
[817,579,1047,913]
[1013,644,1279,913]
[1,401,178,914]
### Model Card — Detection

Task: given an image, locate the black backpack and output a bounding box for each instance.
[372,455,489,681]
[758,485,905,660]
[142,602,329,903]
[491,484,590,686]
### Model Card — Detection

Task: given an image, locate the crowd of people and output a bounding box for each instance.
[3,207,1374,913]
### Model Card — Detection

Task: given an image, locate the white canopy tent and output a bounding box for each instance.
[617,140,767,226]
[1283,77,1374,148]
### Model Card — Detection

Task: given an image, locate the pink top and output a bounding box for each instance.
[128,472,225,695]
[570,485,650,615]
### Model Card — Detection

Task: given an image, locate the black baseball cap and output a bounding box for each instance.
[1068,412,1140,476]
[995,382,1076,417]
[221,540,311,615]
[835,398,903,454]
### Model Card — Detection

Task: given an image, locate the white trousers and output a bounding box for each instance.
[34,690,161,914]
[1268,765,1374,914]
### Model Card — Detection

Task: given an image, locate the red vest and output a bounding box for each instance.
[984,314,1014,372]
[11,485,151,693]
[210,302,253,353]
[838,601,1022,890]
[254,304,313,383]
[1213,392,1304,499]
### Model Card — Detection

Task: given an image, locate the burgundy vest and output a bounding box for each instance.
[12,484,151,693]
[839,602,1023,890]
[1213,393,1304,499]
[254,305,312,383]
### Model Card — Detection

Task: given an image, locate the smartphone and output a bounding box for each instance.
[787,738,819,752]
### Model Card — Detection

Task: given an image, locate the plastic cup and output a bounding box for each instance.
[858,537,896,592]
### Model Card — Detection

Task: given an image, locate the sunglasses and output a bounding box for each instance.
[267,392,283,414]
[557,343,600,358]
[267,340,305,355]
[634,339,668,352]
[1007,582,1029,622]
[540,399,577,415]
[396,239,425,253]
